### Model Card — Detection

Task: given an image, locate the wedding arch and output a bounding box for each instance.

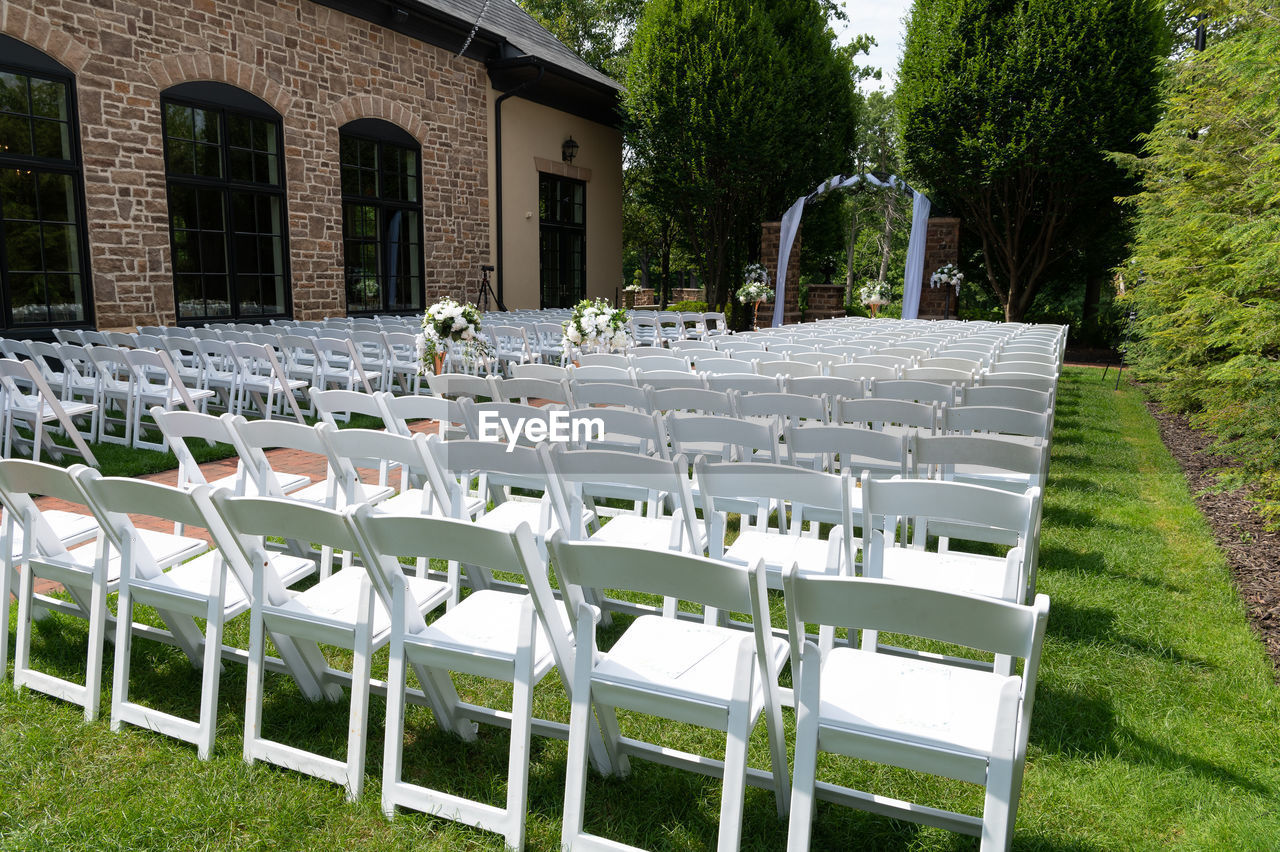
[772,174,932,326]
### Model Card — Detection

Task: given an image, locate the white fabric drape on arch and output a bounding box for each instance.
[772,174,932,326]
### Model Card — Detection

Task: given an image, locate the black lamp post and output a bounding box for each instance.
[561,136,579,164]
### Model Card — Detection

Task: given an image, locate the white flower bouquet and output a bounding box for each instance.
[736,263,772,304]
[418,297,490,371]
[930,263,964,293]
[859,280,892,306]
[563,298,631,353]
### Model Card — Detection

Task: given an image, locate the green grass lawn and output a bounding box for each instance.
[3,367,1279,850]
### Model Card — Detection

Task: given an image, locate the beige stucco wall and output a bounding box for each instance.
[487,89,623,309]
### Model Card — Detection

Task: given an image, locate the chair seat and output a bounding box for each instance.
[288,479,394,508]
[372,487,435,516]
[475,499,591,537]
[590,514,683,550]
[817,646,1008,757]
[878,547,1007,599]
[410,588,564,676]
[724,531,841,577]
[593,615,788,712]
[11,399,98,422]
[276,566,449,642]
[946,465,1035,490]
[59,528,208,583]
[5,509,99,556]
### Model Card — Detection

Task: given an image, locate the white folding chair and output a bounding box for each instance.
[349,511,609,850]
[77,473,275,758]
[548,534,790,852]
[783,571,1049,852]
[122,348,215,449]
[378,390,468,442]
[230,341,306,422]
[566,380,648,409]
[0,460,204,720]
[208,492,451,800]
[783,422,908,480]
[0,358,98,466]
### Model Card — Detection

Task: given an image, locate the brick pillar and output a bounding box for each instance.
[917,217,961,320]
[760,221,802,327]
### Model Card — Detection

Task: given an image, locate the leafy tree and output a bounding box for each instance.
[625,0,860,311]
[1123,0,1280,521]
[516,0,644,76]
[896,0,1168,321]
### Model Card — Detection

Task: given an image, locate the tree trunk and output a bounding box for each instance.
[639,246,650,290]
[877,188,897,283]
[845,208,860,305]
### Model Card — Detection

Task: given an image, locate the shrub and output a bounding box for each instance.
[665,300,709,312]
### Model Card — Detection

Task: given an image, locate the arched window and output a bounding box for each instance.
[339,119,423,315]
[161,82,289,321]
[0,35,92,330]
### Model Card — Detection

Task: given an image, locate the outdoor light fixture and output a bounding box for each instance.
[391,7,409,24]
[561,136,579,164]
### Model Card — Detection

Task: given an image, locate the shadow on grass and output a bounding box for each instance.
[1038,543,1186,594]
[1032,681,1268,796]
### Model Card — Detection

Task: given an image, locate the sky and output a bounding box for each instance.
[833,0,914,93]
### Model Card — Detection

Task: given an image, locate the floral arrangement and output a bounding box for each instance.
[563,298,631,353]
[929,263,964,293]
[736,263,772,304]
[623,282,643,293]
[417,297,489,370]
[859,280,892,306]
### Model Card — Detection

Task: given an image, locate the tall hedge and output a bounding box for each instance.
[1124,0,1280,522]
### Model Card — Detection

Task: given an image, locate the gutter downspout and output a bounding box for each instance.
[493,63,545,309]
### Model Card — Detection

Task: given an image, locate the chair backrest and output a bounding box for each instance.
[232,417,336,501]
[911,432,1047,488]
[732,390,827,425]
[862,472,1038,554]
[646,386,737,416]
[789,352,844,369]
[566,380,649,409]
[426,372,494,400]
[837,397,937,432]
[379,391,464,437]
[829,362,898,381]
[669,339,715,353]
[490,375,574,406]
[870,379,959,406]
[309,387,386,428]
[510,362,570,381]
[123,347,200,409]
[542,445,695,541]
[978,372,1057,394]
[765,343,817,356]
[576,352,630,368]
[693,357,756,375]
[783,422,908,477]
[943,404,1050,440]
[0,459,92,563]
[560,405,667,456]
[151,407,246,492]
[666,412,778,462]
[701,312,728,334]
[636,369,708,391]
[424,435,548,516]
[320,426,435,511]
[785,375,864,402]
[960,384,1053,413]
[631,354,690,372]
[460,400,566,447]
[566,364,636,385]
[917,357,985,373]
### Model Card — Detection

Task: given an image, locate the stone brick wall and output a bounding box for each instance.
[628,287,704,308]
[805,283,845,321]
[760,221,801,327]
[2,0,490,328]
[917,217,961,320]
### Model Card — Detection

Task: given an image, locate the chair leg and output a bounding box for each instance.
[786,642,822,852]
[381,612,409,819]
[243,601,267,764]
[561,606,597,850]
[83,560,109,723]
[196,593,226,760]
[343,586,375,802]
[501,599,538,851]
[109,577,135,731]
[716,637,756,852]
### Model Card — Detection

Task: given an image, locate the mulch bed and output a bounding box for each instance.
[1144,392,1280,674]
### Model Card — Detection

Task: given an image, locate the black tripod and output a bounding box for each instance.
[474,264,505,312]
[1102,310,1137,390]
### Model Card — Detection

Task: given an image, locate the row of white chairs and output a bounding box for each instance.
[1,430,1049,850]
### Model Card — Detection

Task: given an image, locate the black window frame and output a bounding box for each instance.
[538,172,586,310]
[338,119,425,316]
[0,36,95,333]
[160,82,291,324]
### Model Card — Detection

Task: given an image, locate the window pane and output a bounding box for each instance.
[45,273,84,321]
[29,78,66,121]
[8,273,45,322]
[36,171,75,222]
[4,221,42,271]
[195,142,221,178]
[196,188,224,229]
[1,169,38,219]
[0,112,31,157]
[0,72,28,114]
[166,103,194,140]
